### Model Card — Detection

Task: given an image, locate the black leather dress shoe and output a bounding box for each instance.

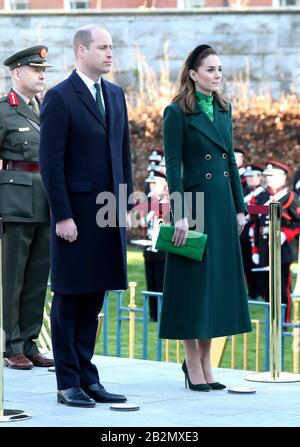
[82,383,127,403]
[57,387,96,407]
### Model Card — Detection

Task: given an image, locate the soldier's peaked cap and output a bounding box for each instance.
[263,161,290,175]
[3,45,52,70]
[148,150,162,163]
[234,147,246,156]
[244,164,264,177]
[145,171,166,182]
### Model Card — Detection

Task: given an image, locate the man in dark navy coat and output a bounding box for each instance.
[39,26,133,407]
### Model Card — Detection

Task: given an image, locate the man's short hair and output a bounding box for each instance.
[73,26,94,54]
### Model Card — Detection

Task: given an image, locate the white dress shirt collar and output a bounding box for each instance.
[76,69,102,101]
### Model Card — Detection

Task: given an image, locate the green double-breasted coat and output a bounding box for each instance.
[159,100,252,340]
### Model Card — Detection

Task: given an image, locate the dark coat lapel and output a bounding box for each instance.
[188,102,229,152]
[213,102,231,150]
[14,90,40,125]
[101,78,117,137]
[69,70,107,131]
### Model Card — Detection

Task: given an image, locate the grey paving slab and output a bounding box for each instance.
[1,355,300,427]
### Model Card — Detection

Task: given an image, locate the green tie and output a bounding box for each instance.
[28,98,40,120]
[94,83,106,118]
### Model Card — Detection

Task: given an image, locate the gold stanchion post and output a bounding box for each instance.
[128,281,137,359]
[0,217,31,422]
[246,203,300,382]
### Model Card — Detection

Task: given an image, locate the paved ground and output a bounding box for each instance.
[1,355,300,427]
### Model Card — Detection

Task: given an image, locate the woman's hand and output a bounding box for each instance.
[173,217,189,247]
[236,212,246,235]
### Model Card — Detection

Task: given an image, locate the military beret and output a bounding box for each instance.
[3,45,52,70]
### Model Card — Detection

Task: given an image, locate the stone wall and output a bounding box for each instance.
[0,9,300,98]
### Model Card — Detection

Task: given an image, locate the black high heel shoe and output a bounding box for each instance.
[207,382,226,390]
[181,360,210,392]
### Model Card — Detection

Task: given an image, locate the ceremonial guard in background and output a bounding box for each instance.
[234,147,248,194]
[145,149,164,197]
[251,161,300,321]
[143,152,168,321]
[241,165,264,299]
[0,46,54,369]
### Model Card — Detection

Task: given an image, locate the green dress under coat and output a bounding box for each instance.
[159,97,252,340]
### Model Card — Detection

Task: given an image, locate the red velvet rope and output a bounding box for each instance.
[247,205,269,215]
[134,202,270,216]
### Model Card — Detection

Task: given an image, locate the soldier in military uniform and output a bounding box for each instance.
[145,149,163,197]
[234,147,248,195]
[251,161,300,321]
[0,46,54,369]
[241,164,264,299]
[143,170,168,322]
[142,151,167,321]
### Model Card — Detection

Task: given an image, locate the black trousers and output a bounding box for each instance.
[144,254,166,321]
[50,291,104,390]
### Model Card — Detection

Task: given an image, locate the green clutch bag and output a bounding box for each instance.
[155,224,207,262]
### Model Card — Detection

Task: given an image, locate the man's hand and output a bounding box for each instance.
[56,218,78,243]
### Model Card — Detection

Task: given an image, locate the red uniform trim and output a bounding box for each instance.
[282,212,292,221]
[282,227,300,243]
[282,191,294,210]
[7,91,19,107]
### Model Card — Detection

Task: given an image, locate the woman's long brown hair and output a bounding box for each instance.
[172,47,228,114]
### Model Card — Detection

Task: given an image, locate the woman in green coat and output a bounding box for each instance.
[159,45,252,391]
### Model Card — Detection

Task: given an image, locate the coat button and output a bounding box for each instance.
[222,153,227,159]
[24,141,28,145]
[9,179,14,183]
[224,171,229,177]
[206,173,212,180]
[205,154,212,160]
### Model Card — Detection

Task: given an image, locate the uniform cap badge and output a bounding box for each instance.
[39,48,47,59]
